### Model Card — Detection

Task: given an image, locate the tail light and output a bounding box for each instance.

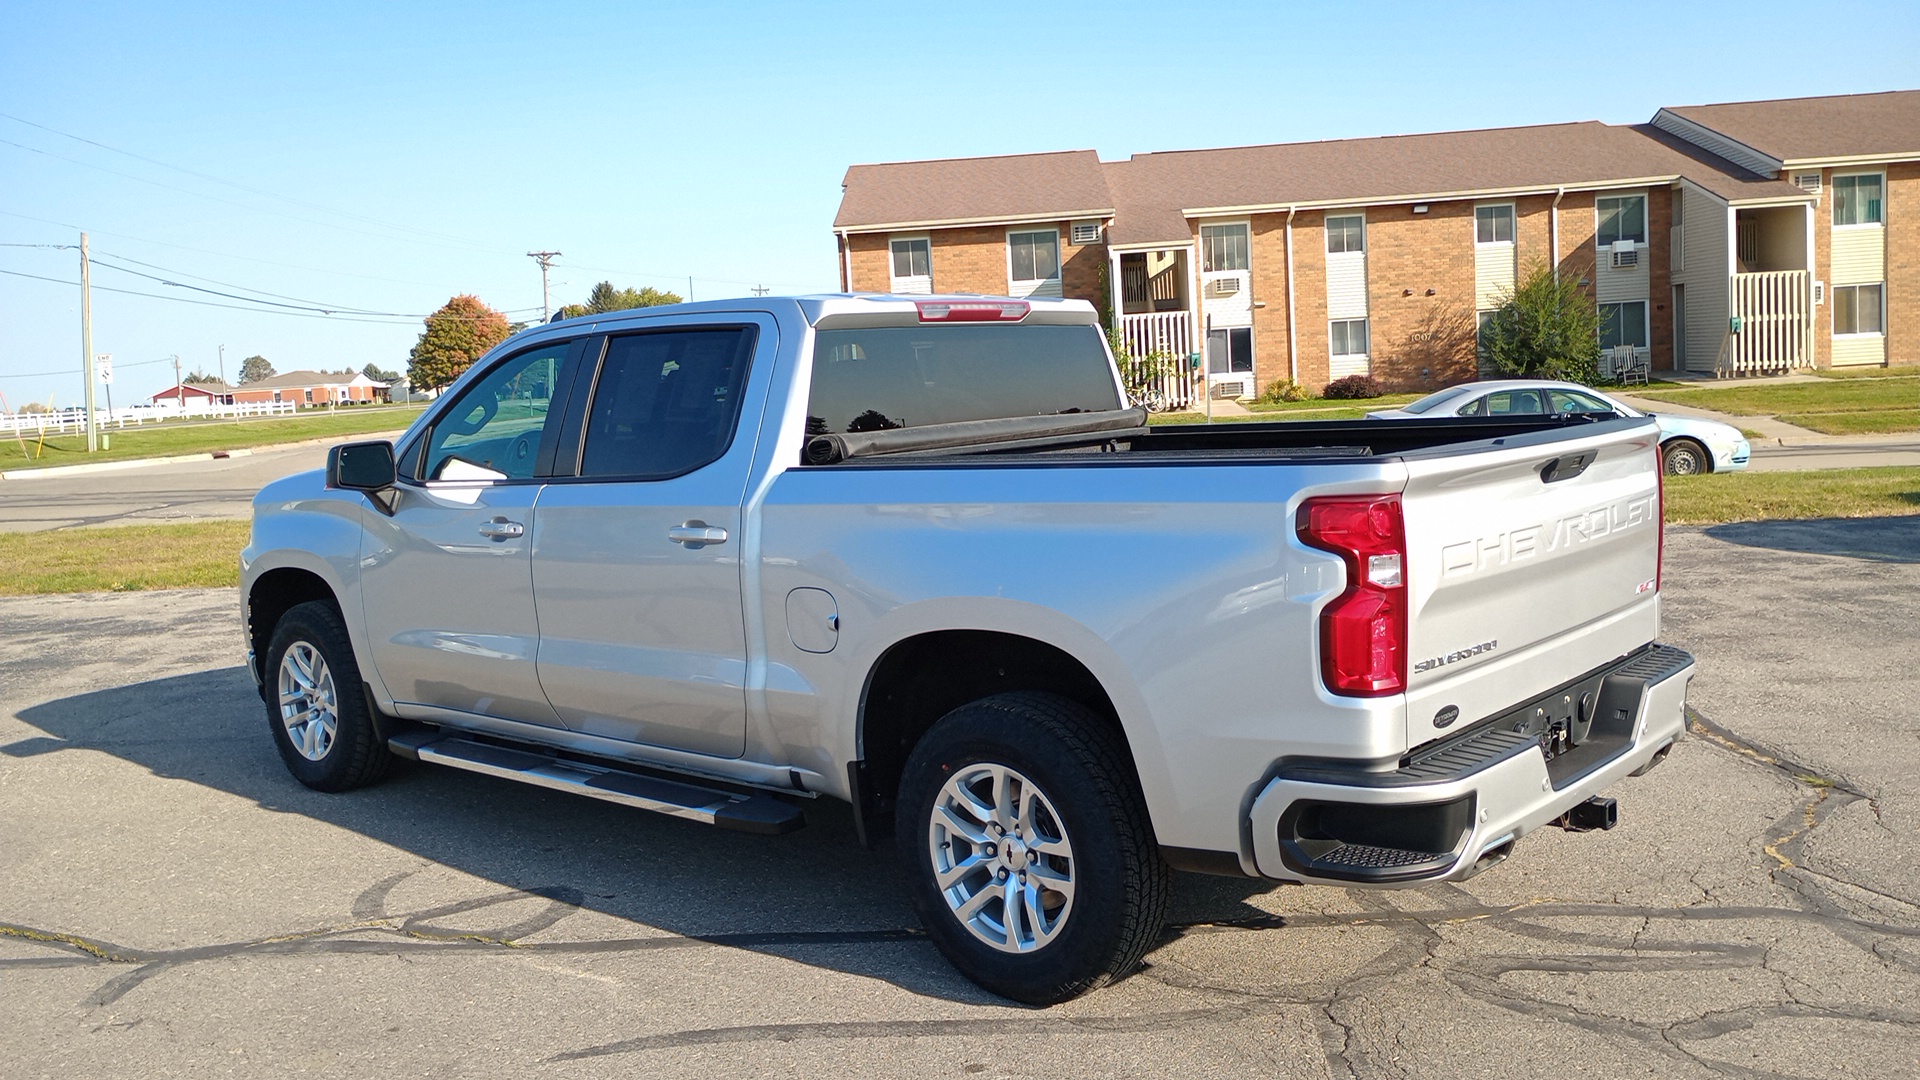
[915,300,1028,322]
[1298,494,1407,697]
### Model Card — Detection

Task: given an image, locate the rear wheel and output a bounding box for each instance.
[265,600,391,792]
[896,693,1170,1004]
[1662,438,1709,476]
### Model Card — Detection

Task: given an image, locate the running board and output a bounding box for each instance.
[388,731,805,835]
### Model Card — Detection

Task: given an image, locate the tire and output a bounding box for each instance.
[1662,438,1709,476]
[264,600,391,792]
[895,692,1171,1004]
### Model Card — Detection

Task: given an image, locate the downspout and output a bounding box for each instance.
[839,229,854,293]
[1284,206,1299,384]
[1550,187,1566,283]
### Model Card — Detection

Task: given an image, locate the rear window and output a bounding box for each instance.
[1399,386,1475,415]
[807,324,1120,435]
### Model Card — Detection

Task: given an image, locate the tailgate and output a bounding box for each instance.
[1398,419,1663,747]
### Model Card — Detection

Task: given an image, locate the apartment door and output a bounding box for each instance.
[1672,285,1687,369]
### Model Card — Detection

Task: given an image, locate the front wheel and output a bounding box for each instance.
[1662,438,1709,476]
[265,600,391,792]
[896,693,1170,1004]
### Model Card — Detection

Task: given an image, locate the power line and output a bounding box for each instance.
[0,110,522,254]
[0,266,533,324]
[0,355,173,380]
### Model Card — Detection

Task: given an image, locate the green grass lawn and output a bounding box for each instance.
[1664,467,1920,525]
[1630,376,1920,436]
[0,521,251,594]
[1811,368,1920,379]
[0,406,426,471]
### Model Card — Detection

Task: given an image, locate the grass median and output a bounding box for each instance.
[0,407,426,471]
[1632,376,1920,435]
[6,469,1916,595]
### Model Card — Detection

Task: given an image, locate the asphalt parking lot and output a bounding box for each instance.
[2,520,1916,1079]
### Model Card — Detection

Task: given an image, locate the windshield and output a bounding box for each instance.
[807,324,1120,434]
[1398,385,1477,415]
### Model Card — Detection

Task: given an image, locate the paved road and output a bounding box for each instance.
[0,443,338,533]
[1745,436,1920,472]
[2,525,1916,1078]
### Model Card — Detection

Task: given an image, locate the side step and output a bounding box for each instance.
[388,730,805,835]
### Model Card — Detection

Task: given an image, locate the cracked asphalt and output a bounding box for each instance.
[2,517,1916,1079]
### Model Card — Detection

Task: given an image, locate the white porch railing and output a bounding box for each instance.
[1118,311,1204,410]
[1720,270,1811,375]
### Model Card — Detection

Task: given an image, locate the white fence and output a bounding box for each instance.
[1720,270,1811,376]
[0,401,296,436]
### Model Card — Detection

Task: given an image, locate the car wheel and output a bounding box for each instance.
[265,600,391,792]
[1662,439,1708,476]
[896,692,1170,1004]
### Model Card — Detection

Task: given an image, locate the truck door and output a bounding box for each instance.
[360,338,581,729]
[531,318,771,758]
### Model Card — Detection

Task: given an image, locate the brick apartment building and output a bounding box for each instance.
[832,90,1918,398]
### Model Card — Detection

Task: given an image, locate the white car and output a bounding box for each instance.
[1369,380,1750,475]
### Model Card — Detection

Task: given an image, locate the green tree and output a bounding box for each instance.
[362,363,400,383]
[184,369,222,386]
[1480,262,1603,384]
[238,355,275,384]
[553,280,683,320]
[407,294,512,392]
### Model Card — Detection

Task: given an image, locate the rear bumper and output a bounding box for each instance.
[1247,644,1693,885]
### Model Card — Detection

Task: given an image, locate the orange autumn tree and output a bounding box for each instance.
[407,294,512,392]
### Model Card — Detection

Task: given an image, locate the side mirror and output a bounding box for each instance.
[327,440,397,492]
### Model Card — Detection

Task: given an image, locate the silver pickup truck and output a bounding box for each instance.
[242,294,1692,1003]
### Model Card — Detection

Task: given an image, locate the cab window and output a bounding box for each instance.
[421,342,569,482]
[577,328,756,479]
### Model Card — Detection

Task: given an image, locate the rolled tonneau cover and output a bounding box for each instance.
[805,406,1150,464]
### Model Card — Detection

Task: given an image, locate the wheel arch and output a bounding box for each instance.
[246,565,343,691]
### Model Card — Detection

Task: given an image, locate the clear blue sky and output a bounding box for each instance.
[3,0,1914,406]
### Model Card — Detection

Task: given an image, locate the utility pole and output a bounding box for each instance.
[220,344,235,423]
[173,354,183,409]
[80,232,98,452]
[751,284,770,296]
[527,251,561,321]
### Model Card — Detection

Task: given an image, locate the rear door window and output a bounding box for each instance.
[576,328,756,479]
[807,323,1120,435]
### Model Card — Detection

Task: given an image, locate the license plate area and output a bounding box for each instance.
[1489,663,1642,789]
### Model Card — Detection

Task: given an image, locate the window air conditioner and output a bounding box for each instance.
[1792,173,1822,194]
[1070,222,1101,245]
[1610,248,1639,269]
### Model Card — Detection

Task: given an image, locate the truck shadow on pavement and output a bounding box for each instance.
[1702,513,1920,563]
[8,666,1283,1008]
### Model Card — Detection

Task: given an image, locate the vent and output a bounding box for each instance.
[1813,280,1825,305]
[1792,172,1823,194]
[1069,221,1101,245]
[1610,248,1639,269]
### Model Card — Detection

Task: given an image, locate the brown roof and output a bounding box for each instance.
[1664,90,1920,164]
[834,150,1112,230]
[835,121,1805,247]
[241,369,367,389]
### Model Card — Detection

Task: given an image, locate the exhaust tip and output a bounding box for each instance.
[1557,796,1618,832]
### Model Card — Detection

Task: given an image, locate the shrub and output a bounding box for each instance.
[1257,378,1311,404]
[1323,374,1384,400]
[1480,261,1604,385]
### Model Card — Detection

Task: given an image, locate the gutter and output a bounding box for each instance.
[1284,206,1299,384]
[838,229,853,292]
[1551,187,1566,283]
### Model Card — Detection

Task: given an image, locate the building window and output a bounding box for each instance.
[1833,174,1884,226]
[1325,215,1365,254]
[1206,327,1253,373]
[1596,195,1647,246]
[1476,310,1496,369]
[1598,301,1649,350]
[1833,284,1885,335]
[890,237,929,279]
[1475,205,1514,244]
[1330,318,1370,356]
[1201,223,1249,271]
[1008,230,1060,284]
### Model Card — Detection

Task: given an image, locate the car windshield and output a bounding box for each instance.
[1398,386,1477,415]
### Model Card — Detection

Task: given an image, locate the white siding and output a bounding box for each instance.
[1009,277,1063,299]
[1474,243,1515,308]
[1327,252,1368,319]
[1832,335,1886,366]
[1831,227,1886,285]
[1330,353,1370,379]
[1594,252,1650,303]
[1670,186,1730,374]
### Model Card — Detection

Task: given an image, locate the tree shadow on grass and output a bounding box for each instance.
[8,667,1282,1005]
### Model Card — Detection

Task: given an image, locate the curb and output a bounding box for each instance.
[0,429,407,481]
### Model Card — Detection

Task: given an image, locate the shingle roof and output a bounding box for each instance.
[834,150,1113,230]
[834,121,1806,247]
[1664,90,1920,164]
[241,369,365,389]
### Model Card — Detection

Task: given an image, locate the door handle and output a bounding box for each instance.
[478,518,525,540]
[668,521,729,548]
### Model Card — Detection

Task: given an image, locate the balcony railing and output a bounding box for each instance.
[1118,311,1203,410]
[1720,270,1811,375]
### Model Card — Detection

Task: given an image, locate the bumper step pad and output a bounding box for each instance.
[388,730,805,835]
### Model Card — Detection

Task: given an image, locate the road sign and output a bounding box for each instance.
[95,353,113,384]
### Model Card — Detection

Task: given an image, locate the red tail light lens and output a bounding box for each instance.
[915,300,1029,322]
[1298,494,1407,697]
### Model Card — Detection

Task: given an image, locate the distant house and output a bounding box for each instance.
[230,370,390,406]
[149,381,235,406]
[834,89,1919,394]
